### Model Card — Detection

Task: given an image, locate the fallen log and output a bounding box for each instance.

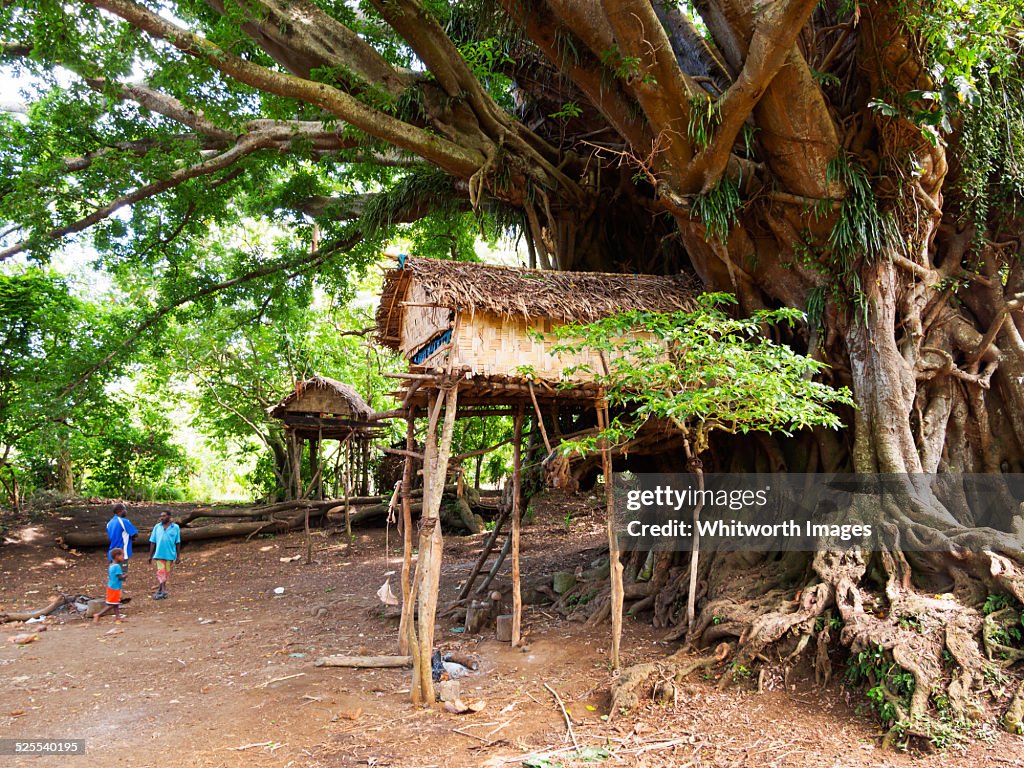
[59,491,474,550]
[58,500,404,550]
[314,655,412,668]
[326,501,422,523]
[178,500,333,526]
[178,493,432,526]
[0,594,70,624]
[59,507,330,549]
[61,520,286,548]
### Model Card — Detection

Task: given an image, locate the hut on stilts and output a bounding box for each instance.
[375,256,699,703]
[269,376,381,502]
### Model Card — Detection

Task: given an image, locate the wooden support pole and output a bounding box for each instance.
[398,408,416,655]
[410,383,459,705]
[457,506,510,600]
[682,436,704,631]
[305,424,322,564]
[309,432,321,501]
[528,382,553,455]
[511,405,525,647]
[331,438,343,498]
[289,430,303,501]
[475,530,512,596]
[342,436,352,543]
[597,400,623,670]
[360,438,370,496]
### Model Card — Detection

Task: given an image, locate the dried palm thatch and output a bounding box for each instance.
[376,257,700,350]
[269,376,374,420]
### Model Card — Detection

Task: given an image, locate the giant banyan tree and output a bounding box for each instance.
[2,0,1024,738]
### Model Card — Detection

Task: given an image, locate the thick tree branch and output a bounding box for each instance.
[367,0,578,196]
[295,188,469,222]
[507,0,655,154]
[651,2,733,89]
[62,136,226,172]
[99,79,235,139]
[600,0,701,187]
[692,0,821,191]
[366,0,492,113]
[207,0,409,94]
[694,0,840,197]
[84,0,485,177]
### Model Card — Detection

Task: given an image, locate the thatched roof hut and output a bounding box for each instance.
[376,257,699,406]
[269,376,377,439]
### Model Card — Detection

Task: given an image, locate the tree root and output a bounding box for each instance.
[585,489,1024,742]
[982,607,1024,666]
[593,535,1024,742]
[608,643,731,716]
[1004,680,1024,735]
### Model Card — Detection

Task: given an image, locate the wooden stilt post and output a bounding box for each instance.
[309,430,322,501]
[510,405,525,646]
[289,430,303,501]
[360,437,370,496]
[341,434,353,543]
[597,399,623,670]
[476,531,512,596]
[398,408,416,655]
[682,436,704,630]
[410,382,459,704]
[304,424,322,565]
[331,439,343,498]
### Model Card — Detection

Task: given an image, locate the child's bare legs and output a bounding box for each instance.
[93,604,123,623]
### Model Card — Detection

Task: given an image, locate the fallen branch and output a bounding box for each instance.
[227,741,275,751]
[314,655,413,668]
[257,672,306,688]
[543,682,580,751]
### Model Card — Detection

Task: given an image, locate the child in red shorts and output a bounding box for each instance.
[94,548,127,623]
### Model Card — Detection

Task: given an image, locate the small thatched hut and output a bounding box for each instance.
[376,257,699,404]
[269,376,379,499]
[269,376,375,438]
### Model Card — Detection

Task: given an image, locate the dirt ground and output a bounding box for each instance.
[1,498,1022,768]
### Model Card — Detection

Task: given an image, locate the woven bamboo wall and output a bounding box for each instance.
[400,282,452,357]
[404,312,603,382]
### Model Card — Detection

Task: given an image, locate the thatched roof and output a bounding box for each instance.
[376,257,701,350]
[268,376,374,420]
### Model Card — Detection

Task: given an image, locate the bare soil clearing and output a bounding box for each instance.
[1,500,1020,767]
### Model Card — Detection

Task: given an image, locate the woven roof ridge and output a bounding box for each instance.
[268,375,374,419]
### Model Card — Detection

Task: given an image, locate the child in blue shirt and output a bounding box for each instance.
[94,548,127,623]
